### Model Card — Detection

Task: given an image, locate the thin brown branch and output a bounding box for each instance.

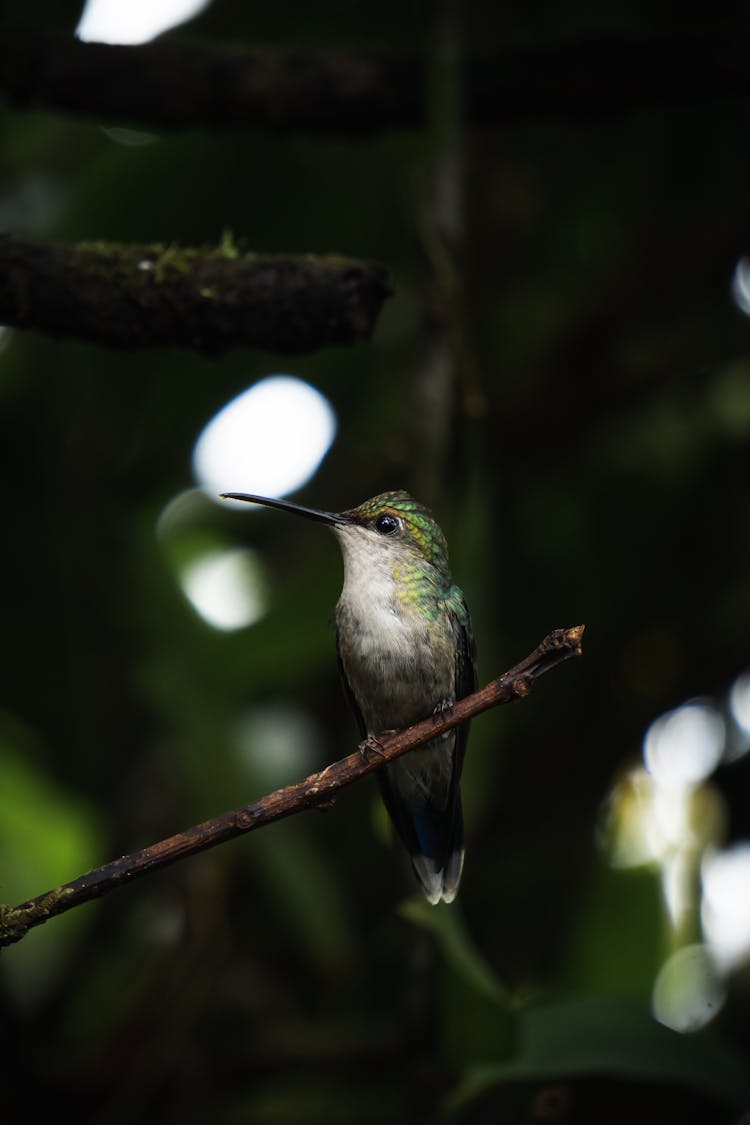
[0,625,583,949]
[1,26,749,133]
[0,234,390,354]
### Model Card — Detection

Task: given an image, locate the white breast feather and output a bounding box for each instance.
[335,526,416,664]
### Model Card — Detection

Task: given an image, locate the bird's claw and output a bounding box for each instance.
[359,734,387,760]
[432,698,454,723]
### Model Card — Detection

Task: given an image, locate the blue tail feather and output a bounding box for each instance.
[377,768,464,904]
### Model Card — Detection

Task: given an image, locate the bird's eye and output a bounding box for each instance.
[375,513,400,535]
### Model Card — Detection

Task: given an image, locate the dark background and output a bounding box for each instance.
[2,2,750,1122]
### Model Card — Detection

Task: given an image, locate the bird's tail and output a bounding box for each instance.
[378,765,464,904]
[410,800,464,904]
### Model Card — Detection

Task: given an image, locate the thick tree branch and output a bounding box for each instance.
[0,234,390,354]
[0,625,583,949]
[0,27,420,132]
[1,27,748,132]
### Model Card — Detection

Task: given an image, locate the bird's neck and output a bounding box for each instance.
[335,533,446,628]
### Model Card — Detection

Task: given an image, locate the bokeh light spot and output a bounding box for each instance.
[179,547,267,631]
[652,944,725,1032]
[702,844,750,973]
[233,703,323,789]
[76,0,211,44]
[193,375,337,504]
[731,256,750,317]
[728,670,750,764]
[643,702,725,788]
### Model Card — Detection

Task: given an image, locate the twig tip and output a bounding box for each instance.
[566,623,585,651]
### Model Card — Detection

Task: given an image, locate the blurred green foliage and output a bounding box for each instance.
[2,2,750,1122]
[0,728,102,1005]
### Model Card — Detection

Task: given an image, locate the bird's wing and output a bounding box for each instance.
[447,585,478,774]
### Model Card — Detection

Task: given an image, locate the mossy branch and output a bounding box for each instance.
[0,625,584,950]
[0,234,390,354]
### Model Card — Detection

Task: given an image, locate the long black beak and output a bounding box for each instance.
[220,492,351,527]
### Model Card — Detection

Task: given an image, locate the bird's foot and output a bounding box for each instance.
[432,698,454,723]
[358,733,390,761]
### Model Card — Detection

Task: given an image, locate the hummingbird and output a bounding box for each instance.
[222,489,477,904]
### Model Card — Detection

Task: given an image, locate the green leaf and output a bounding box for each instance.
[448,995,750,1113]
